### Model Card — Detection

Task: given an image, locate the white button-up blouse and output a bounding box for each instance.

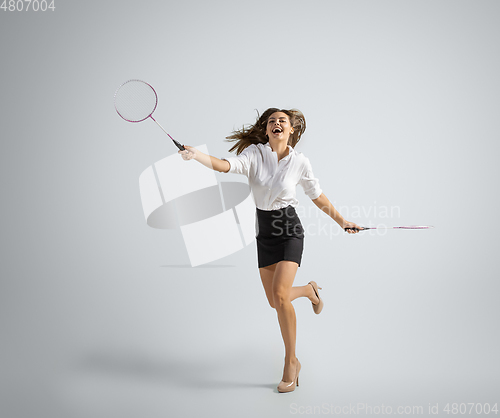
[222,142,323,211]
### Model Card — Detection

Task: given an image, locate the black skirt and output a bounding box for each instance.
[256,205,305,268]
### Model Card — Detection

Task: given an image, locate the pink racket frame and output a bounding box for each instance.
[114,79,158,123]
[114,79,184,150]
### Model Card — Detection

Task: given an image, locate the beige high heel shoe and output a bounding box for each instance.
[277,359,301,393]
[308,281,324,314]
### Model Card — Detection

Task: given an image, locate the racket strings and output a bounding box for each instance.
[114,80,157,122]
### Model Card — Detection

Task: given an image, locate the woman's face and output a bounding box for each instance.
[266,112,294,141]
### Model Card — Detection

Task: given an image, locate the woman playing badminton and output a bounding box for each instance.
[179,108,362,393]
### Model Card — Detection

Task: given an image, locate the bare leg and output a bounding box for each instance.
[259,264,319,308]
[259,262,321,383]
[259,263,277,308]
[272,260,300,382]
[290,284,319,304]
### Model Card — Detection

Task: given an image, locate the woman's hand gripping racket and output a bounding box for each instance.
[343,221,363,234]
[114,79,185,151]
[178,145,201,162]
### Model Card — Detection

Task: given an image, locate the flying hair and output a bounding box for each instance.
[225,108,306,155]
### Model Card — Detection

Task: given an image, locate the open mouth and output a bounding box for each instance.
[272,127,283,134]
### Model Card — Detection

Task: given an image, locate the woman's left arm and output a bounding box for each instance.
[311,193,362,234]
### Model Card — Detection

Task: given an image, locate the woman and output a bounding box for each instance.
[178,108,361,392]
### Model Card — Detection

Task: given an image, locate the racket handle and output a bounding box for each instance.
[344,226,368,232]
[172,138,186,151]
[150,116,185,150]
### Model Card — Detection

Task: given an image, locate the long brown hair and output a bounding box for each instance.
[225,108,306,155]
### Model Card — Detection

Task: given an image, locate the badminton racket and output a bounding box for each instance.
[114,79,185,151]
[345,225,434,232]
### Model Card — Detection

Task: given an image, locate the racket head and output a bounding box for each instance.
[114,79,158,123]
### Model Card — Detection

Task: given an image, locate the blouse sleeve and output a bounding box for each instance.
[221,145,255,177]
[299,157,323,200]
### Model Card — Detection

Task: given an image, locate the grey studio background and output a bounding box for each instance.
[1,1,499,417]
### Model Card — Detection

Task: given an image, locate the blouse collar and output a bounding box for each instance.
[264,142,294,156]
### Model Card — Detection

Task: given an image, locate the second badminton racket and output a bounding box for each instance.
[345,225,434,232]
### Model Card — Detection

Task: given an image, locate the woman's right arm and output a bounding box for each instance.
[178,145,230,173]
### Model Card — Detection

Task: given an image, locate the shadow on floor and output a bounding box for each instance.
[74,349,276,390]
